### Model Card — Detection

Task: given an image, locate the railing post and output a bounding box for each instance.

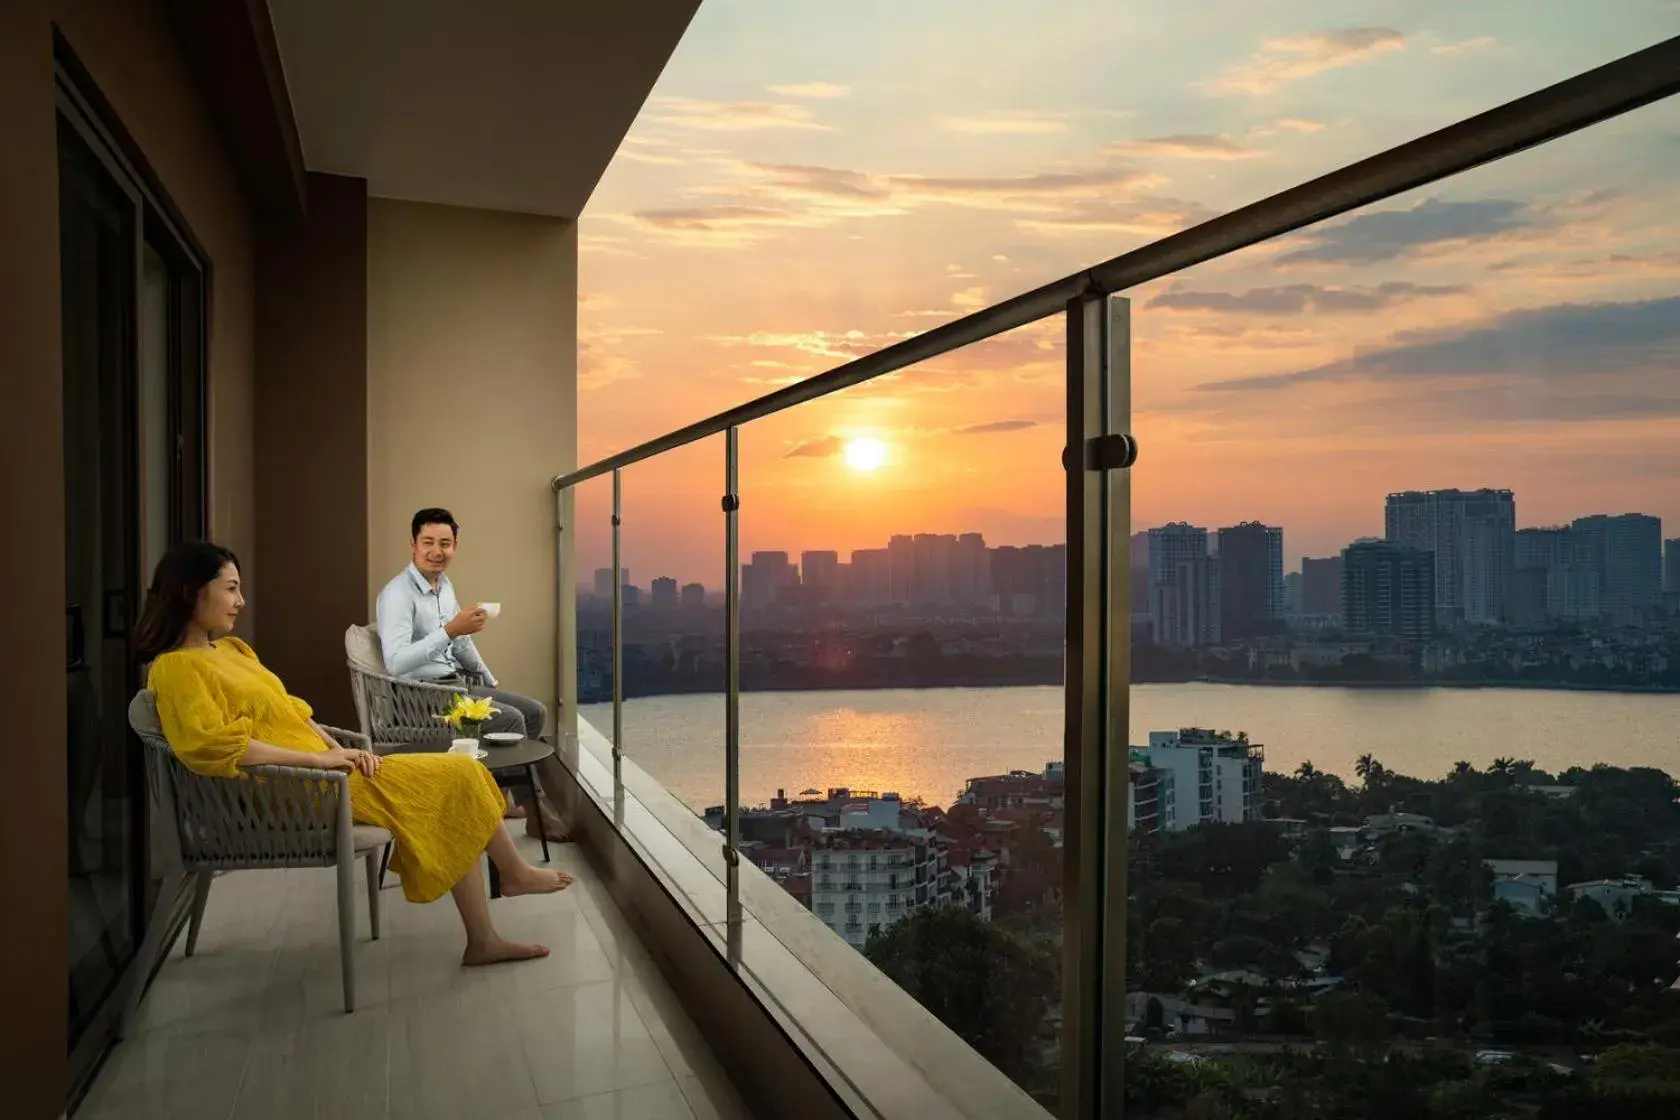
[611,468,623,764]
[1062,292,1133,1119]
[555,486,567,741]
[723,427,742,914]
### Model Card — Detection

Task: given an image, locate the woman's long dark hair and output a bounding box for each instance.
[134,541,241,662]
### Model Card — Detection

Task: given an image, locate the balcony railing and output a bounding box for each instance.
[547,37,1680,1120]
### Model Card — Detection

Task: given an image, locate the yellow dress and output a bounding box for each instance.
[147,637,506,903]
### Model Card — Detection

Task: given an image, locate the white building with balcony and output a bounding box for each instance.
[809,830,951,949]
[1134,729,1263,830]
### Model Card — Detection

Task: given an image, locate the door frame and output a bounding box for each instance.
[55,32,208,1103]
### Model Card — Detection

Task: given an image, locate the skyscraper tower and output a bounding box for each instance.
[1385,489,1514,626]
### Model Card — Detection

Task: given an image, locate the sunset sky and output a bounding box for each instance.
[575,1,1680,587]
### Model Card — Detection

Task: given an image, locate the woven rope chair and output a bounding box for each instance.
[124,691,391,1029]
[344,624,485,755]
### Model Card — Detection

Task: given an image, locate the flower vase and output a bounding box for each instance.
[461,720,485,745]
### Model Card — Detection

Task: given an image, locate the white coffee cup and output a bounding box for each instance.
[480,601,502,619]
[450,738,479,755]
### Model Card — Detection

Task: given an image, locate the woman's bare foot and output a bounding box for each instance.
[504,804,528,820]
[501,867,574,897]
[462,939,550,967]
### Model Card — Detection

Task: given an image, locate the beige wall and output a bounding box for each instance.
[366,199,578,719]
[56,0,260,634]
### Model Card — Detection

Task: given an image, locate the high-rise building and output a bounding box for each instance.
[679,582,706,609]
[1342,540,1435,639]
[1216,522,1283,640]
[1666,538,1680,595]
[1385,488,1514,626]
[593,567,628,599]
[849,548,892,605]
[800,551,840,602]
[953,532,991,606]
[650,577,678,609]
[1301,556,1343,618]
[742,551,797,611]
[989,544,1065,617]
[1147,524,1212,644]
[1152,554,1221,648]
[1570,514,1664,624]
[1284,572,1304,617]
[1515,526,1601,621]
[887,535,914,604]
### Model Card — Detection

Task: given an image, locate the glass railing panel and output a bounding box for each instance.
[577,436,728,809]
[711,336,1071,1112]
[1124,87,1680,1119]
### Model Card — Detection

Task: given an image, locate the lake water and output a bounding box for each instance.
[580,684,1680,811]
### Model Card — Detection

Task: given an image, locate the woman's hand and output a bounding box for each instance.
[320,747,381,777]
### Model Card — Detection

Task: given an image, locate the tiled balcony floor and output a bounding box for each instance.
[77,833,753,1120]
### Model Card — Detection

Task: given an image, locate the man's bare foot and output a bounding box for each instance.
[524,811,572,843]
[504,804,528,820]
[462,939,550,967]
[501,868,574,897]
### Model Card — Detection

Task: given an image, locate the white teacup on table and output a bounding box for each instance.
[450,738,484,758]
[479,601,501,619]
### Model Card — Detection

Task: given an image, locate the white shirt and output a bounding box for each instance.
[374,563,496,685]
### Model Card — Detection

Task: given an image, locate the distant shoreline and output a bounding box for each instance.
[587,675,1680,705]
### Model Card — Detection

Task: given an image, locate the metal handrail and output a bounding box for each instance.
[551,35,1680,492]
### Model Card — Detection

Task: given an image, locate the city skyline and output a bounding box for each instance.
[568,2,1680,590]
[580,485,1667,595]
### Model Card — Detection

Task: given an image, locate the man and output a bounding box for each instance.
[377,507,563,836]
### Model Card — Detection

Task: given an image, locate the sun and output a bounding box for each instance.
[843,437,888,472]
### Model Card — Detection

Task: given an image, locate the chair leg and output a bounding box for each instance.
[379,841,394,890]
[184,870,215,957]
[529,765,550,863]
[365,849,382,941]
[120,866,186,1040]
[337,856,356,1013]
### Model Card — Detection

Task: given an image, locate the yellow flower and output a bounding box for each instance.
[436,693,500,729]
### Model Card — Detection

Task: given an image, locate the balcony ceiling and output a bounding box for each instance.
[268,0,699,219]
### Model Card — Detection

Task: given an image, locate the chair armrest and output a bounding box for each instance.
[243,764,348,783]
[319,725,370,751]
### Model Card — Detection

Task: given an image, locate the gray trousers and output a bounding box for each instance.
[469,685,547,742]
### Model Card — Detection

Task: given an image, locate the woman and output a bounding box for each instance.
[137,540,570,966]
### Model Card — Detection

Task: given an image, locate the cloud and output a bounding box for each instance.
[784,435,846,459]
[1015,196,1219,237]
[1146,281,1469,314]
[947,111,1070,135]
[615,154,1180,247]
[951,287,989,310]
[1488,251,1680,283]
[1276,198,1537,265]
[605,205,812,248]
[1195,297,1680,400]
[650,97,834,132]
[766,82,851,99]
[1210,27,1405,96]
[708,328,916,360]
[578,324,662,391]
[1275,117,1326,133]
[1432,36,1496,57]
[953,419,1040,435]
[1104,134,1263,160]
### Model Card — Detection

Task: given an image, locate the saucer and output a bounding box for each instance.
[484,732,523,744]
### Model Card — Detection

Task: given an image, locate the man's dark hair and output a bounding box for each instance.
[411,507,460,541]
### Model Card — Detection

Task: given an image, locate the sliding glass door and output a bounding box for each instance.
[59,67,205,1095]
